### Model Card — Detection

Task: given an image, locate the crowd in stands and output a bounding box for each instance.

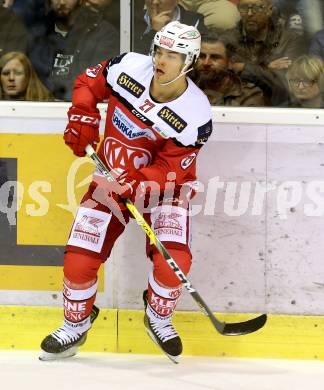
[0,0,323,108]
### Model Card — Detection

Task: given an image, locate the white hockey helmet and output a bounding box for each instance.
[152,21,201,84]
[153,21,201,66]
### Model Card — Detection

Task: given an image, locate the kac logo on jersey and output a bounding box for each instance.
[112,107,156,141]
[104,137,152,170]
[117,72,145,98]
[181,152,197,170]
[157,107,187,133]
[86,63,103,78]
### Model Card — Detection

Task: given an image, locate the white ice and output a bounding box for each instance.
[1,351,324,390]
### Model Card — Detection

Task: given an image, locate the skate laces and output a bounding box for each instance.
[52,327,82,345]
[151,319,178,342]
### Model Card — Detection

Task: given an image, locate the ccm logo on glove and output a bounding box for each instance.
[64,106,101,157]
[69,114,100,126]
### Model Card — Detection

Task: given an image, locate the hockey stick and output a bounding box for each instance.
[85,144,267,335]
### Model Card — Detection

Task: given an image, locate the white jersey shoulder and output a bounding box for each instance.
[105,52,213,148]
[164,78,212,147]
[106,52,152,94]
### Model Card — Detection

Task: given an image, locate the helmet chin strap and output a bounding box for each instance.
[152,58,193,86]
[157,65,193,86]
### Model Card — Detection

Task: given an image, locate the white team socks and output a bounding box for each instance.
[146,270,182,323]
[63,279,98,334]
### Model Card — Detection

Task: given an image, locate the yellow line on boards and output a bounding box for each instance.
[0,306,116,352]
[0,307,323,360]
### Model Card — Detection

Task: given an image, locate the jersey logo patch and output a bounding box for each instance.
[196,119,213,147]
[153,124,169,139]
[151,205,187,245]
[107,53,127,69]
[68,207,112,253]
[181,153,197,170]
[157,107,187,133]
[112,107,156,141]
[86,63,103,78]
[104,137,152,170]
[117,72,145,98]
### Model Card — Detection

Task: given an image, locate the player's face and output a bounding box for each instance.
[51,0,79,17]
[1,58,28,98]
[196,41,228,74]
[145,0,178,15]
[153,47,184,83]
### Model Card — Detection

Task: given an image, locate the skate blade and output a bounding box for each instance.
[39,346,78,361]
[145,328,180,364]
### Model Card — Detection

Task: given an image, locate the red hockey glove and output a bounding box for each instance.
[92,169,147,201]
[117,169,147,200]
[64,106,100,157]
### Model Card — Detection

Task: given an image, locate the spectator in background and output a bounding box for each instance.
[309,29,324,61]
[1,0,14,6]
[267,3,305,39]
[286,13,304,37]
[83,0,112,7]
[180,0,241,30]
[133,0,206,54]
[233,0,304,70]
[286,55,324,108]
[3,0,46,29]
[0,52,52,101]
[272,0,323,40]
[28,0,119,101]
[83,0,120,31]
[229,0,305,105]
[191,32,264,106]
[0,4,27,57]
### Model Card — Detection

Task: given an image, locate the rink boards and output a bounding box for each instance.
[1,306,324,360]
[1,102,324,359]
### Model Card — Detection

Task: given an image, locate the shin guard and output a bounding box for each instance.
[144,270,183,361]
[146,270,182,322]
[63,279,98,334]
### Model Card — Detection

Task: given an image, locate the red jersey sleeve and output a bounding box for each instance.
[71,61,112,112]
[140,139,200,190]
[140,117,213,190]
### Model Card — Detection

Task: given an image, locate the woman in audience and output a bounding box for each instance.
[0,51,52,100]
[286,55,324,108]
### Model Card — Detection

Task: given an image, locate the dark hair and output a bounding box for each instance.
[200,30,238,59]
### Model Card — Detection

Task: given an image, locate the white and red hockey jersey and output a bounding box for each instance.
[72,52,213,190]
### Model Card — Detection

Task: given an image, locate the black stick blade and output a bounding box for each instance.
[222,314,267,336]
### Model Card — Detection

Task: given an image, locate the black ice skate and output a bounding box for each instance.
[143,290,182,364]
[39,304,100,361]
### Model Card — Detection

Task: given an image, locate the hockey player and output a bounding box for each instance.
[40,21,213,363]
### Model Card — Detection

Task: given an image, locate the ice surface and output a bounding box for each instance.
[1,351,324,390]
